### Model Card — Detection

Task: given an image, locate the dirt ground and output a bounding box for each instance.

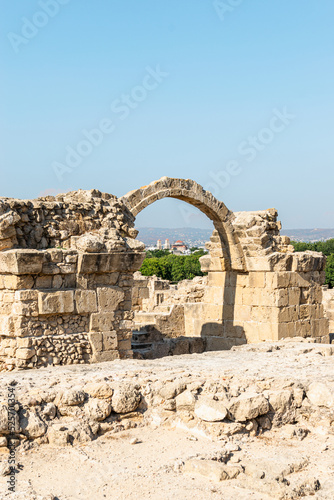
[0,340,334,499]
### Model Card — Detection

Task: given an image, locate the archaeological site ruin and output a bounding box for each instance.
[0,177,332,371]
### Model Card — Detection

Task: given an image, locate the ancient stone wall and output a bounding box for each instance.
[322,287,334,338]
[129,200,329,352]
[0,190,145,371]
[0,178,330,370]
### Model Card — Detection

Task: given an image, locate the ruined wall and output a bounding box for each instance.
[0,190,145,371]
[188,210,329,349]
[323,287,334,336]
[0,178,330,370]
[133,209,329,351]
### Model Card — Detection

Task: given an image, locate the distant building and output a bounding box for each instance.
[157,239,162,250]
[171,240,188,254]
[164,238,170,250]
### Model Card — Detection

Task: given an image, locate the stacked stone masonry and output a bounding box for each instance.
[0,177,330,370]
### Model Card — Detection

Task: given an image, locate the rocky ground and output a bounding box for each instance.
[0,338,334,499]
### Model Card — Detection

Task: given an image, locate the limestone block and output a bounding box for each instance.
[38,291,74,315]
[276,289,289,307]
[291,272,312,287]
[242,288,259,306]
[12,301,38,317]
[307,382,334,408]
[228,393,269,421]
[92,349,120,363]
[207,272,227,287]
[78,252,145,274]
[257,290,276,307]
[234,286,243,305]
[20,409,47,438]
[88,332,103,352]
[194,396,227,422]
[299,304,311,320]
[0,250,44,275]
[103,331,118,351]
[311,319,320,337]
[288,288,301,306]
[268,390,293,412]
[203,286,225,304]
[42,263,60,275]
[295,320,311,338]
[234,305,252,322]
[111,383,141,413]
[84,382,113,399]
[0,238,15,251]
[75,290,97,314]
[246,256,272,272]
[278,322,296,339]
[268,253,293,272]
[35,276,52,289]
[0,315,25,336]
[248,272,266,288]
[16,348,35,360]
[292,251,326,273]
[318,317,329,337]
[89,312,115,332]
[251,306,273,323]
[16,337,32,348]
[59,389,85,406]
[3,275,34,290]
[221,304,234,320]
[14,290,38,301]
[85,398,111,421]
[257,322,278,342]
[277,306,298,323]
[175,390,195,410]
[48,249,63,263]
[97,287,125,311]
[118,338,131,351]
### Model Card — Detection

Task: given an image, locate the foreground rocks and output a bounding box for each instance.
[0,339,334,498]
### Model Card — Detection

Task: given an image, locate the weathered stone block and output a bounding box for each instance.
[35,276,52,288]
[38,291,74,315]
[0,250,44,275]
[102,331,118,350]
[14,290,38,301]
[75,290,97,314]
[78,252,145,274]
[89,312,115,332]
[289,287,301,306]
[91,350,120,362]
[88,332,103,352]
[248,272,266,288]
[16,347,35,360]
[97,287,125,311]
[3,275,34,290]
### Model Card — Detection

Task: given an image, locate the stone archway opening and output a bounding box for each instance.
[121,177,248,358]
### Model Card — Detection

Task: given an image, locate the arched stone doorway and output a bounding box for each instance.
[122,177,329,354]
[121,176,246,273]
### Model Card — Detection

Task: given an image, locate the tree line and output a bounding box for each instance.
[140,249,207,282]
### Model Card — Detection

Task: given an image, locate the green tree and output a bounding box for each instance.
[139,253,206,282]
[325,254,334,288]
[140,258,161,277]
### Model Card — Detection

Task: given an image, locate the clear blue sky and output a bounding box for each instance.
[1,0,333,230]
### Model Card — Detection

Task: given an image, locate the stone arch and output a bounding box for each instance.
[121,177,246,271]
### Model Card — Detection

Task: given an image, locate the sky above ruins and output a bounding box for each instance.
[1,1,334,230]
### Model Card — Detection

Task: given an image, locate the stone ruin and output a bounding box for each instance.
[0,177,330,371]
